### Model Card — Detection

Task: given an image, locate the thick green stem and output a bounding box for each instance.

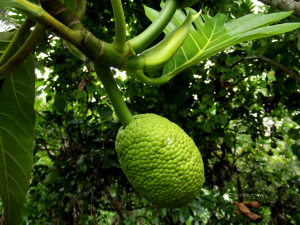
[7,0,145,72]
[94,65,133,127]
[65,41,87,61]
[74,0,86,21]
[127,0,179,54]
[111,0,127,53]
[0,24,47,79]
[0,17,34,66]
[16,0,84,46]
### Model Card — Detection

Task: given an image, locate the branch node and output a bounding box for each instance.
[119,43,130,69]
[92,41,105,63]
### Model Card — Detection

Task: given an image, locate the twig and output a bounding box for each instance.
[231,55,300,84]
[81,92,89,120]
[246,55,300,83]
[35,139,58,159]
[83,124,97,139]
[232,62,261,87]
[55,86,75,95]
[35,110,64,139]
[93,169,128,221]
[230,58,244,69]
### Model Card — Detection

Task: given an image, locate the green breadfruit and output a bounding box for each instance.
[115,114,204,208]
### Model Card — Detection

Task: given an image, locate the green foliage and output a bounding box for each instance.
[0,7,18,30]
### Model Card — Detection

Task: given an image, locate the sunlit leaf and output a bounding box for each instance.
[144,7,300,78]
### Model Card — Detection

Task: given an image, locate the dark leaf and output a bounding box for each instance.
[179,207,191,222]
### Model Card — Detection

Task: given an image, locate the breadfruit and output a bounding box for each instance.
[115,114,204,208]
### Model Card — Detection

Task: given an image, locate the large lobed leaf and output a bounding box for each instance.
[144,7,300,78]
[0,32,35,225]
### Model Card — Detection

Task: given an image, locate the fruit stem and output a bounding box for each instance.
[94,65,133,127]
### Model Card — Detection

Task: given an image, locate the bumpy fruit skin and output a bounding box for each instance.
[179,0,199,8]
[115,114,204,208]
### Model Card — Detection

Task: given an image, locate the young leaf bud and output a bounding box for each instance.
[140,9,200,72]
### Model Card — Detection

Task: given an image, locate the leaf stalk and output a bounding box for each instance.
[0,24,47,79]
[0,17,34,67]
[74,0,86,21]
[140,9,201,72]
[127,0,179,53]
[111,0,127,53]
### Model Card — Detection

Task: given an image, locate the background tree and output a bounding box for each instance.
[1,0,300,224]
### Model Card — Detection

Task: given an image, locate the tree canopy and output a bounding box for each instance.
[1,0,300,224]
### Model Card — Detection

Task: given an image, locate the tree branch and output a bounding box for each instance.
[258,0,300,18]
[93,169,128,221]
[36,110,64,140]
[35,139,58,159]
[231,55,300,83]
[232,62,261,86]
[246,55,300,83]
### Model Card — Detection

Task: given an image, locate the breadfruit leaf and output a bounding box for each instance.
[144,6,300,78]
[0,32,35,225]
